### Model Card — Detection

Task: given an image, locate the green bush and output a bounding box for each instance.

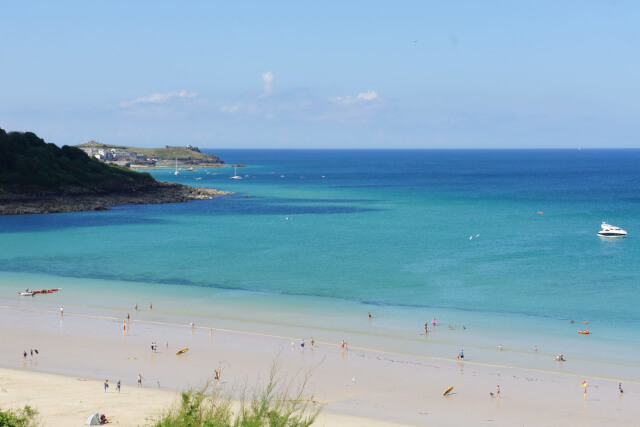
[0,405,39,427]
[149,362,320,427]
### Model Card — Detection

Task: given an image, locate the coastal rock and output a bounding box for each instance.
[0,181,230,215]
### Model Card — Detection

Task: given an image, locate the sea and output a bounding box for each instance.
[1,149,639,380]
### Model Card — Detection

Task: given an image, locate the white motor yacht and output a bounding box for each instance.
[598,221,627,237]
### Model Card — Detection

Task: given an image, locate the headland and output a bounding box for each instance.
[0,128,229,215]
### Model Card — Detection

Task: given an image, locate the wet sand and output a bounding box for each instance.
[1,305,639,426]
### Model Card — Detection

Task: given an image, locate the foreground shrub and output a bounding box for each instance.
[149,362,320,427]
[0,405,39,427]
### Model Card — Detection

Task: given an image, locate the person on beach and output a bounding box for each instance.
[368,312,372,318]
[104,380,109,392]
[23,350,27,359]
[137,374,143,386]
[496,385,500,398]
[619,383,624,394]
[60,306,64,316]
[341,340,345,349]
[534,345,538,352]
[432,317,437,326]
[30,349,33,358]
[301,339,305,349]
[117,380,121,394]
[311,337,315,347]
[498,344,502,351]
[424,323,429,333]
[214,370,220,381]
[554,354,565,361]
[458,349,464,359]
[150,302,153,310]
[135,303,138,311]
[126,313,130,321]
[209,328,213,335]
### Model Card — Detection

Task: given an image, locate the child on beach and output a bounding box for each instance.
[104,380,109,392]
[137,374,143,386]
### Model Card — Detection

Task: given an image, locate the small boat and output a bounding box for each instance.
[32,288,60,294]
[18,292,35,296]
[174,159,179,175]
[230,165,242,180]
[578,330,590,334]
[598,221,627,237]
[176,348,189,355]
[186,167,195,172]
[443,386,454,396]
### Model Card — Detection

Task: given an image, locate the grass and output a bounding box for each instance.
[0,405,39,427]
[148,360,320,427]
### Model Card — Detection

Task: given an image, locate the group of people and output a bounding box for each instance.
[103,379,121,394]
[22,349,39,359]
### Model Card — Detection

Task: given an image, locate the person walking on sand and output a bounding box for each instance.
[301,339,305,349]
[311,337,315,347]
[134,303,138,311]
[150,302,153,310]
[619,383,624,394]
[23,350,27,360]
[104,380,109,393]
[117,380,121,394]
[137,374,143,387]
[60,306,64,316]
[496,385,500,398]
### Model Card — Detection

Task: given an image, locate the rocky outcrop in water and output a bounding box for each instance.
[0,181,229,215]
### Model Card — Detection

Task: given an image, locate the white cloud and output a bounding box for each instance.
[357,90,378,101]
[331,90,380,105]
[261,71,275,97]
[220,104,240,114]
[120,90,197,107]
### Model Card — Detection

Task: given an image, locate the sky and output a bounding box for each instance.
[1,1,639,149]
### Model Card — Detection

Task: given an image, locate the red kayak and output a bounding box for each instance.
[32,288,60,294]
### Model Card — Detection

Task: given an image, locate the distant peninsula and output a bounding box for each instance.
[76,141,225,168]
[0,128,228,215]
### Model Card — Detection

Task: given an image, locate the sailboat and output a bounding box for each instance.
[230,165,242,180]
[174,159,179,175]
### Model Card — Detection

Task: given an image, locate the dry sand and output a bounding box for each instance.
[1,305,639,426]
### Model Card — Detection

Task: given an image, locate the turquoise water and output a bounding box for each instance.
[1,149,639,378]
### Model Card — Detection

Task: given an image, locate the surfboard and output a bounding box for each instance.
[176,348,189,355]
[443,386,454,396]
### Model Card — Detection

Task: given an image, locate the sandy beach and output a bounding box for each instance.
[1,304,638,426]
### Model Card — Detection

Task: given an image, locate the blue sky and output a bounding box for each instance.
[1,1,639,148]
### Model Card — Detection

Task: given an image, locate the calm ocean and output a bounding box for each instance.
[1,149,639,378]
